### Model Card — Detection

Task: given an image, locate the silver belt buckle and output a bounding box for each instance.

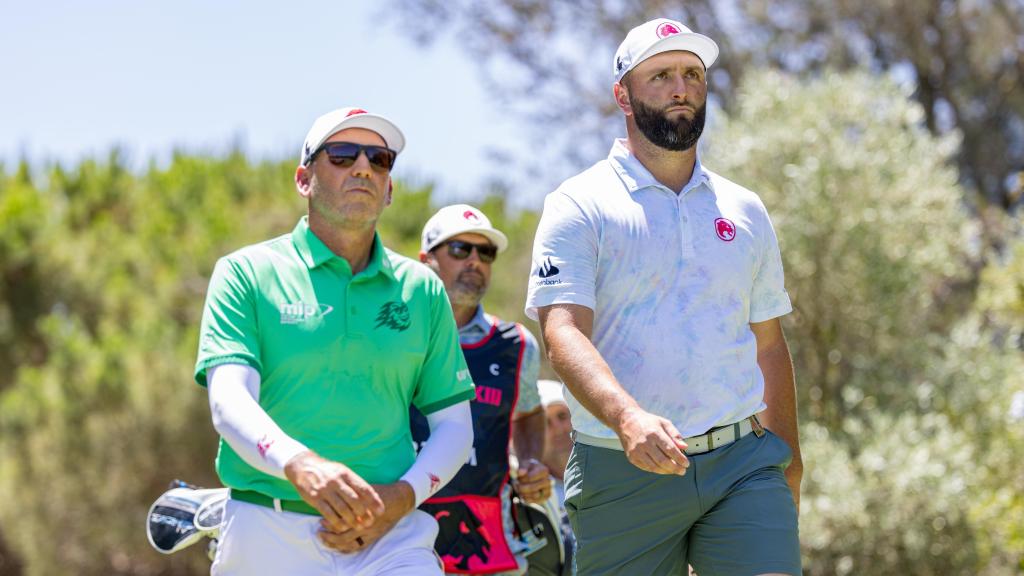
[750,415,766,438]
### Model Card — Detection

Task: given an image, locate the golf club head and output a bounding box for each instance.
[194,489,229,533]
[146,480,227,554]
[514,498,566,576]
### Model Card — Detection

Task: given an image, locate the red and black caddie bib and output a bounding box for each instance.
[410,319,525,574]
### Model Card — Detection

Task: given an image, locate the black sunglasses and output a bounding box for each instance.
[305,142,397,172]
[441,240,498,263]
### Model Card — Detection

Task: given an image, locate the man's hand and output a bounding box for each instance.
[515,458,552,504]
[616,407,690,475]
[317,481,415,553]
[284,451,385,533]
[540,305,686,476]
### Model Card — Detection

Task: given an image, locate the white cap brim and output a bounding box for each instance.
[301,109,406,166]
[636,34,718,70]
[426,227,509,254]
[317,113,405,153]
[617,32,719,83]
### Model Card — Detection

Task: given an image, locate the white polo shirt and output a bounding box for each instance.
[525,139,792,439]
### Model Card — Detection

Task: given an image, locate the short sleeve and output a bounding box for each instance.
[194,257,263,387]
[749,211,792,323]
[514,325,541,414]
[413,279,476,414]
[525,191,599,320]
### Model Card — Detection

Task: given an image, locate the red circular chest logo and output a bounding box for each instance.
[715,218,736,241]
[656,23,681,38]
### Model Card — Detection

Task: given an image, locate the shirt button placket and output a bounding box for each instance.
[678,195,693,257]
[346,282,357,335]
[327,261,351,336]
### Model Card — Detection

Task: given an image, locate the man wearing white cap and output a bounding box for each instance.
[411,204,550,575]
[195,107,475,575]
[526,17,802,575]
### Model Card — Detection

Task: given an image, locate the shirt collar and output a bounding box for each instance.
[290,216,396,281]
[458,305,492,337]
[607,138,710,196]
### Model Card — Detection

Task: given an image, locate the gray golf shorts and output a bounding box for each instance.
[564,429,801,576]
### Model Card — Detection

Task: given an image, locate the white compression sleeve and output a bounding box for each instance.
[400,401,473,506]
[207,364,309,479]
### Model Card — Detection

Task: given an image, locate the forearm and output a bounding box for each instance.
[400,401,473,506]
[758,341,802,473]
[512,408,546,462]
[208,364,309,479]
[544,317,640,434]
[372,481,415,521]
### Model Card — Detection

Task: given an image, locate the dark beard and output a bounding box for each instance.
[631,97,706,151]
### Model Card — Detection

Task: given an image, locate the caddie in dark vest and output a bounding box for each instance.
[411,204,550,575]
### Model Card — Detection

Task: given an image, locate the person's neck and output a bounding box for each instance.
[452,303,479,329]
[307,213,377,275]
[625,128,697,194]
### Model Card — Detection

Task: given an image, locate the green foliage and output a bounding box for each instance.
[800,315,1024,575]
[709,69,974,428]
[965,233,1024,571]
[472,194,541,327]
[800,416,979,576]
[377,180,435,256]
[2,68,1022,575]
[708,69,1023,574]
[0,154,303,575]
[977,225,1024,339]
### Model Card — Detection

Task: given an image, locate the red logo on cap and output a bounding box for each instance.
[656,22,681,38]
[715,218,736,242]
[346,108,368,117]
[463,210,480,222]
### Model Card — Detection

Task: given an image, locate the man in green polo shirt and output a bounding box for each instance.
[195,107,475,575]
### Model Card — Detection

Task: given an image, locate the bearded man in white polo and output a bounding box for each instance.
[526,18,802,576]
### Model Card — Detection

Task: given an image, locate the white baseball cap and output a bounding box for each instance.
[613,18,719,83]
[421,204,509,254]
[538,379,567,408]
[300,107,406,166]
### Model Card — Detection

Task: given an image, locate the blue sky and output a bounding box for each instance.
[0,1,530,202]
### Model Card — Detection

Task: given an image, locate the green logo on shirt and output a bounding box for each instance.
[375,301,411,332]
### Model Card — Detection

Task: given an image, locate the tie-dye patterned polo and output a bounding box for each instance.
[525,139,792,439]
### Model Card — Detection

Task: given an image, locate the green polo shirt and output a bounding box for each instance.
[194,216,475,500]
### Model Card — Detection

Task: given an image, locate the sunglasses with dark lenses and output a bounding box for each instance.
[307,142,397,172]
[443,240,498,263]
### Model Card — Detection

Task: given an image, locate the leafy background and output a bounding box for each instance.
[2,1,1024,574]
